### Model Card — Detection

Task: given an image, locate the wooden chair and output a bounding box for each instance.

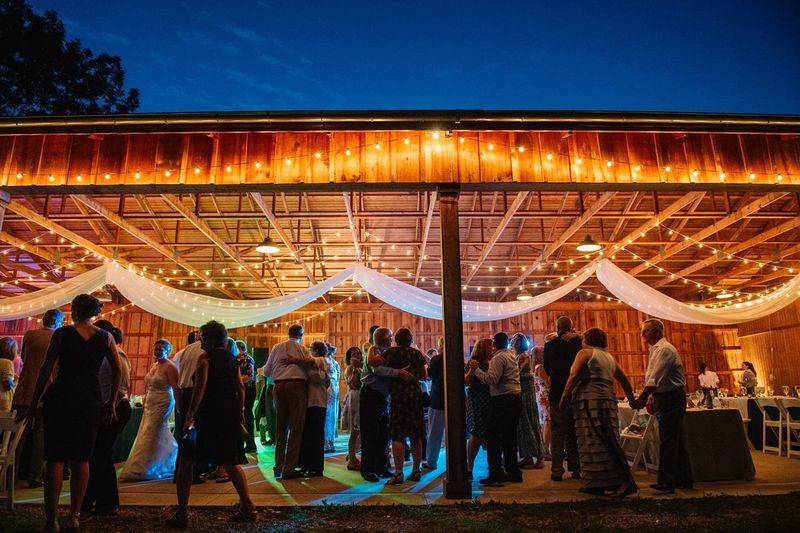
[777,398,800,459]
[756,398,784,456]
[620,409,656,473]
[0,412,27,509]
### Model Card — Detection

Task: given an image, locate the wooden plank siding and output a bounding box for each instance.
[2,301,745,397]
[1,130,799,189]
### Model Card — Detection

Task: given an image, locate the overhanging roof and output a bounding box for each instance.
[2,109,800,134]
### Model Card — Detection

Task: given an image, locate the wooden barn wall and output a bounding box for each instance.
[1,301,746,396]
[2,131,799,188]
[736,299,800,389]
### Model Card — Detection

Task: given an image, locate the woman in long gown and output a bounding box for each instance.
[343,347,363,470]
[560,327,638,497]
[121,339,179,481]
[21,294,121,532]
[512,333,545,469]
[324,343,341,452]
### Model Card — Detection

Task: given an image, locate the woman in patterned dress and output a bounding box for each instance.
[383,328,428,484]
[464,338,493,479]
[533,345,552,460]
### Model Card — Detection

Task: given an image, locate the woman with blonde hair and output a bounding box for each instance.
[464,338,493,479]
[0,337,18,411]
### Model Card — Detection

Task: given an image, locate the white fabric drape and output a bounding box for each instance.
[595,259,800,325]
[1,259,798,326]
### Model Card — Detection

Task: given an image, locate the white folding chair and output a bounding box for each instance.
[777,398,800,459]
[0,412,27,509]
[620,409,657,473]
[756,398,784,456]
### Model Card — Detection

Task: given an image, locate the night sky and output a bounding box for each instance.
[32,0,800,114]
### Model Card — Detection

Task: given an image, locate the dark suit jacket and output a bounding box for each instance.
[543,335,582,404]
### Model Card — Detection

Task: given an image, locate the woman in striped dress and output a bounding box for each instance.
[559,327,638,497]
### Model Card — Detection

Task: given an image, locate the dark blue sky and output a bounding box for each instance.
[34,0,800,113]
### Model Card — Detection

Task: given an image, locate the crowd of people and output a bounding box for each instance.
[4,292,742,528]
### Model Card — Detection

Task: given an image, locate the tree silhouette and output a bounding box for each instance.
[0,0,139,116]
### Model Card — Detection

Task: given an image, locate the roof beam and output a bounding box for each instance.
[0,230,88,273]
[464,191,529,285]
[71,195,239,298]
[249,192,318,286]
[628,192,787,276]
[162,194,279,296]
[342,192,362,262]
[500,192,617,298]
[413,191,437,285]
[652,216,800,288]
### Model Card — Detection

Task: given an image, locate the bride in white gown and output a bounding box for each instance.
[121,339,179,481]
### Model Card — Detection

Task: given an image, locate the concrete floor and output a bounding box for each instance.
[14,435,800,507]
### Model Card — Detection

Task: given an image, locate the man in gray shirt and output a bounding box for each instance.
[634,318,692,494]
[470,332,522,486]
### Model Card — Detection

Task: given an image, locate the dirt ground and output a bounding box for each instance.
[4,492,800,532]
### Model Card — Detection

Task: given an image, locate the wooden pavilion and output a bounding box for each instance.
[1,110,800,498]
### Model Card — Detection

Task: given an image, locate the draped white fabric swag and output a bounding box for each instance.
[1,260,798,326]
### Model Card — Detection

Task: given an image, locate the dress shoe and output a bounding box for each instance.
[27,479,44,489]
[421,462,436,471]
[377,470,394,478]
[479,476,507,486]
[362,473,380,482]
[303,470,324,478]
[649,483,675,494]
[280,469,303,480]
[578,486,606,496]
[273,467,282,478]
[550,474,564,481]
[506,475,523,483]
[571,472,583,480]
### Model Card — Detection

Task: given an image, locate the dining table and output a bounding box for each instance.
[618,403,755,482]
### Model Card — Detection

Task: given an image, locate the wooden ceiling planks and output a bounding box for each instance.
[1,128,799,189]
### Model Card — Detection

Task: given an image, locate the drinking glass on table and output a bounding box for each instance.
[783,386,790,397]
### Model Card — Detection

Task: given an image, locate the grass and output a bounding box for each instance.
[3,493,800,532]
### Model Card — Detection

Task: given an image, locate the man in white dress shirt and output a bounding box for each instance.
[262,324,312,479]
[634,318,692,494]
[470,331,523,486]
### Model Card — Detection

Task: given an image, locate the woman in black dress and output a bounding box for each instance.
[464,338,493,479]
[171,320,254,527]
[21,294,122,532]
[383,328,428,484]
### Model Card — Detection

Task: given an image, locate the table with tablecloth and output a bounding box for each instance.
[722,397,764,450]
[618,405,755,482]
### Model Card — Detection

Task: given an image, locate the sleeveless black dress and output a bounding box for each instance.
[42,326,112,461]
[195,347,247,465]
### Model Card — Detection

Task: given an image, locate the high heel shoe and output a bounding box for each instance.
[63,514,80,532]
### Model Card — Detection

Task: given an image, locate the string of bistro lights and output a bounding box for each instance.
[1,219,796,308]
[10,131,795,185]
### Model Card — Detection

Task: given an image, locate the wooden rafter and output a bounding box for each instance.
[342,192,362,262]
[652,216,800,288]
[0,230,88,273]
[413,191,437,285]
[500,192,617,299]
[629,193,787,276]
[70,195,239,298]
[464,192,529,285]
[161,194,280,296]
[249,192,318,286]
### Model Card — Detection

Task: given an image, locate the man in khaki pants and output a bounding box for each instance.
[263,324,312,480]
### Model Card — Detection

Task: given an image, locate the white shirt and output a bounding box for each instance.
[262,338,311,381]
[474,348,521,396]
[306,358,330,408]
[172,341,205,389]
[644,337,686,393]
[698,370,720,389]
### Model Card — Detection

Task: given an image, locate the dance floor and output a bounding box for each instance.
[14,435,800,507]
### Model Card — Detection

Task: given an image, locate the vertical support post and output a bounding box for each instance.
[438,188,471,499]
